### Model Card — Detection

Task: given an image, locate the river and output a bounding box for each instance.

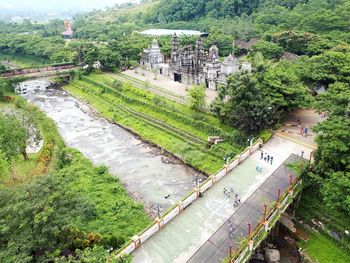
[17,79,203,215]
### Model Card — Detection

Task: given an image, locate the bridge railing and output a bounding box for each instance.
[224,178,303,263]
[115,139,263,259]
[0,62,75,77]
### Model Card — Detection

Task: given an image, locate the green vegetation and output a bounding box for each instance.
[298,231,350,263]
[1,0,350,260]
[188,84,206,111]
[0,94,150,262]
[0,53,49,69]
[64,73,243,174]
[211,73,274,133]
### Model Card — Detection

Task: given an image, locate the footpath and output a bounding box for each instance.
[132,136,311,263]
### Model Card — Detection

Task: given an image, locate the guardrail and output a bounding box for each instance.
[0,63,75,77]
[115,139,263,258]
[225,178,303,263]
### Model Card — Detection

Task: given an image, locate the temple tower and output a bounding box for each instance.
[171,33,179,63]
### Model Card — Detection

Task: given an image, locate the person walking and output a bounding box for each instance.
[267,155,270,163]
[260,151,264,160]
[270,156,273,165]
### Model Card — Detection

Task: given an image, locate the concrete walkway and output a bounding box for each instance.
[133,136,312,262]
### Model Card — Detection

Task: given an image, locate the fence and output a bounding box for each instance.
[227,178,303,263]
[116,138,263,258]
[0,63,75,77]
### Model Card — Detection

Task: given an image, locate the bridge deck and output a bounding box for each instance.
[187,154,304,263]
[132,136,311,263]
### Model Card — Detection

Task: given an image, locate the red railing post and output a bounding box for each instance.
[263,204,267,222]
[277,189,281,209]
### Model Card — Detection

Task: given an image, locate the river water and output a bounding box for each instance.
[17,79,202,215]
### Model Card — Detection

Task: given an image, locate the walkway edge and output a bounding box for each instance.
[115,139,263,258]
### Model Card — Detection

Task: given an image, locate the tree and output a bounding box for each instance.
[0,77,8,101]
[321,171,350,215]
[271,31,317,55]
[261,61,312,112]
[98,45,122,71]
[0,150,9,179]
[0,113,27,161]
[212,73,274,132]
[313,116,350,174]
[0,105,41,161]
[188,85,206,111]
[250,40,284,60]
[0,170,94,262]
[314,82,350,118]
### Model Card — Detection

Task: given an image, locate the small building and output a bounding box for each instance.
[234,38,258,52]
[140,39,164,70]
[281,51,299,61]
[62,20,74,39]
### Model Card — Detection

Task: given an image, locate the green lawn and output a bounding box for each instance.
[65,73,245,174]
[298,231,350,263]
[0,52,49,69]
[296,189,350,262]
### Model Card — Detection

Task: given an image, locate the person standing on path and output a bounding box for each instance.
[267,155,270,163]
[270,156,273,165]
[260,151,264,160]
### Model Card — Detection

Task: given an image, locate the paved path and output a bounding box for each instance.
[133,136,311,263]
[279,109,325,149]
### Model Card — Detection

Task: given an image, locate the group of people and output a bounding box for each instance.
[300,126,309,137]
[260,151,273,165]
[223,187,241,207]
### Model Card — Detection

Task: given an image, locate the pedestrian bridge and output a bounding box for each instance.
[0,63,78,79]
[115,136,309,263]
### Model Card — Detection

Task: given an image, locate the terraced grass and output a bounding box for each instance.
[65,73,244,174]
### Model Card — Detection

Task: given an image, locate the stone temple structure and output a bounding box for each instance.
[140,34,251,90]
[140,38,164,70]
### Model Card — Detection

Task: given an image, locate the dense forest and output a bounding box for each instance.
[0,0,350,261]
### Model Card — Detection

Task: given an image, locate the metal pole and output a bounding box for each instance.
[248,223,251,241]
[309,151,313,164]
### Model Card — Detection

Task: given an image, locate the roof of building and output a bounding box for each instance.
[62,27,74,37]
[234,38,258,50]
[141,29,209,37]
[281,51,299,61]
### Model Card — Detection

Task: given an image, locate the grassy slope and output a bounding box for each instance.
[0,53,49,69]
[298,231,350,263]
[296,189,350,261]
[64,73,243,174]
[0,96,151,247]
